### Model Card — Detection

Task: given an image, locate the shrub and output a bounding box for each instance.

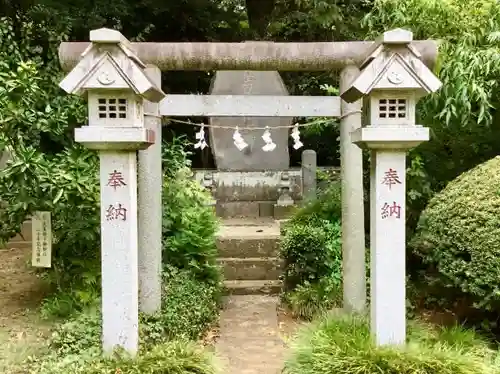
[23,340,215,374]
[49,269,221,356]
[162,167,220,284]
[284,313,498,374]
[280,219,342,292]
[280,181,343,315]
[0,14,101,316]
[32,136,219,318]
[141,268,221,343]
[289,181,342,225]
[284,277,342,320]
[410,156,500,317]
[49,304,101,356]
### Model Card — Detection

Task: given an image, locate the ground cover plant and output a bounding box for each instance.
[284,313,500,374]
[4,268,220,374]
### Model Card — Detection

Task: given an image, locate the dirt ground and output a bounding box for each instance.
[0,246,53,371]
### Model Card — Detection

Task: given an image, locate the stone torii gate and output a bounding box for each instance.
[58,29,440,354]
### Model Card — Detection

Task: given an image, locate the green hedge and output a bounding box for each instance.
[411,156,500,315]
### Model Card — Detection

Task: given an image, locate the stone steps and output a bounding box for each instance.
[218,257,283,281]
[224,280,282,295]
[217,218,283,295]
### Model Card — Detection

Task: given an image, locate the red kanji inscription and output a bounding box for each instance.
[381,168,402,190]
[105,203,127,221]
[107,170,127,190]
[381,202,401,219]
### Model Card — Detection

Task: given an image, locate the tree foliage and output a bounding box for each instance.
[0,15,98,308]
[362,0,500,230]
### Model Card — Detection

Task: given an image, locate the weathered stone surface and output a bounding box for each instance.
[340,65,366,314]
[209,71,292,171]
[194,169,340,202]
[216,201,261,218]
[218,257,282,281]
[273,204,296,220]
[217,222,280,258]
[215,295,286,374]
[138,65,162,315]
[302,149,317,201]
[224,280,282,295]
[59,40,440,72]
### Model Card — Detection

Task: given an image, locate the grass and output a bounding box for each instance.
[284,312,500,374]
[19,340,217,374]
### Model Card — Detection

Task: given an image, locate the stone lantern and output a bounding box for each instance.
[59,28,165,356]
[340,28,442,347]
[60,28,163,150]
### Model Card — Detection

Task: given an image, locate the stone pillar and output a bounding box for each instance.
[301,149,317,201]
[100,151,139,355]
[138,65,163,314]
[340,65,366,313]
[370,150,406,345]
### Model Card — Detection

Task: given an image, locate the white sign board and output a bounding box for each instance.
[31,211,52,268]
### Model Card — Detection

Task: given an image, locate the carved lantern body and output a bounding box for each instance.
[59,28,164,150]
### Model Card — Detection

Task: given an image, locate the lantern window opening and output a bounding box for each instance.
[97,97,128,119]
[378,98,407,119]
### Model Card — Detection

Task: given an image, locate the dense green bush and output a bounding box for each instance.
[162,166,220,285]
[49,269,220,356]
[0,14,103,316]
[280,182,343,317]
[284,313,499,374]
[280,219,342,291]
[410,156,500,317]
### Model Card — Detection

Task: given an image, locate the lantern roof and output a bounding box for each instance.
[341,28,442,103]
[59,28,164,103]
